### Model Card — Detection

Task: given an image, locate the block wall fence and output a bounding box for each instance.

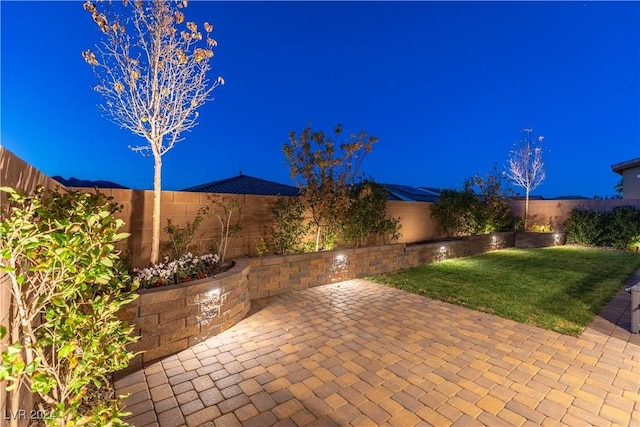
[79,188,447,267]
[2,147,636,268]
[510,198,640,231]
[97,189,639,268]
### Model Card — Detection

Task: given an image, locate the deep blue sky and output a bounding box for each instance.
[2,1,639,198]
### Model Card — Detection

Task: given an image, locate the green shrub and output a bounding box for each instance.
[0,186,138,426]
[270,197,311,255]
[470,168,520,234]
[283,124,377,252]
[431,168,519,237]
[564,209,605,246]
[604,206,640,250]
[342,180,401,247]
[430,188,480,237]
[529,222,553,232]
[163,206,208,259]
[564,206,640,249]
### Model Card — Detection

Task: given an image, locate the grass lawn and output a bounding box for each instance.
[370,246,640,336]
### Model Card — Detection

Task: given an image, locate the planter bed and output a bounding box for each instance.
[119,258,250,367]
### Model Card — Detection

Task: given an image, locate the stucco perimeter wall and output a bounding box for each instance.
[73,188,283,268]
[384,200,446,244]
[0,146,65,198]
[72,188,640,268]
[81,189,446,268]
[247,232,515,299]
[514,199,640,231]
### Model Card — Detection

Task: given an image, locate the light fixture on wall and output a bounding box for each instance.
[327,253,349,283]
[334,253,348,269]
[434,245,450,262]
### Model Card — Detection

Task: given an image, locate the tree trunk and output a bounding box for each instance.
[314,226,321,252]
[8,273,31,427]
[524,189,530,230]
[150,155,162,265]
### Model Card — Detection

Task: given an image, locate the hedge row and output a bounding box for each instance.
[564,206,640,250]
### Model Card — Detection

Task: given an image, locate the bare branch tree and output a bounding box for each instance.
[283,124,378,251]
[505,127,546,229]
[83,0,224,264]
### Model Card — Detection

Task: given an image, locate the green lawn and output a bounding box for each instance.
[370,246,640,335]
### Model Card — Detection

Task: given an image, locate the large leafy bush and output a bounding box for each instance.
[431,169,519,237]
[0,187,138,426]
[342,180,401,247]
[269,197,311,255]
[564,209,606,246]
[565,206,640,250]
[430,188,480,237]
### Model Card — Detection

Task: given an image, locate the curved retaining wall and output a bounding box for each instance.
[120,231,570,366]
[119,258,250,367]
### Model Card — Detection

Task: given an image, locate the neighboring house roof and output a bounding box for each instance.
[611,158,640,175]
[418,186,444,195]
[182,174,299,196]
[52,175,129,189]
[381,183,440,202]
[184,175,445,201]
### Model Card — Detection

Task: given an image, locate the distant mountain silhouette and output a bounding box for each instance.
[52,176,129,189]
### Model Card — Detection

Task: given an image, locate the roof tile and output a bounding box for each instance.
[182,174,299,196]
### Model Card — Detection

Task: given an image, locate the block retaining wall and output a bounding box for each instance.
[119,230,585,366]
[515,231,567,248]
[247,232,517,299]
[119,259,251,367]
[122,232,517,365]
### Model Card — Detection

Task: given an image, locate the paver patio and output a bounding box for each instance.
[115,278,640,427]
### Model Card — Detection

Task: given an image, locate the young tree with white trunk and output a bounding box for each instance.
[83,0,224,265]
[506,127,546,230]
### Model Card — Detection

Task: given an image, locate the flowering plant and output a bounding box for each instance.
[133,252,221,288]
[529,223,553,233]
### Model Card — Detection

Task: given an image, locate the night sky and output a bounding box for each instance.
[1,1,638,198]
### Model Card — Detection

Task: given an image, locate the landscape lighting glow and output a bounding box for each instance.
[205,288,222,299]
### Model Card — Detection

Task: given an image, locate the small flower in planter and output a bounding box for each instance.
[133,252,225,289]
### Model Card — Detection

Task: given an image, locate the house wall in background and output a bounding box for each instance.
[620,165,640,199]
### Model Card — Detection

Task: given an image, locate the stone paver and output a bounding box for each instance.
[115,279,640,426]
